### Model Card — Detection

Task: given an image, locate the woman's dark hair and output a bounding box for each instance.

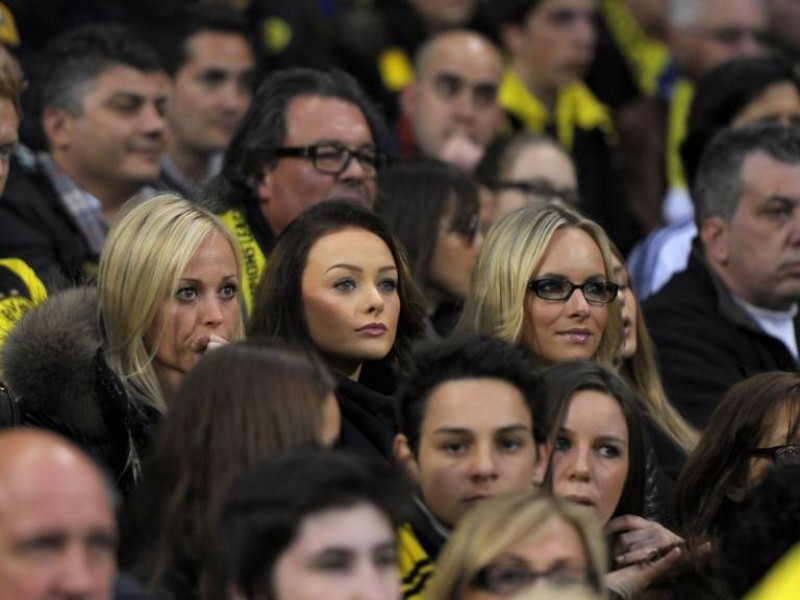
[681,56,800,188]
[541,360,646,520]
[204,448,410,599]
[120,341,335,594]
[376,157,479,285]
[674,371,800,541]
[249,200,426,373]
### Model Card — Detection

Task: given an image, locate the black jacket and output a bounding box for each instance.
[0,167,98,290]
[1,287,157,494]
[336,375,396,464]
[643,247,799,429]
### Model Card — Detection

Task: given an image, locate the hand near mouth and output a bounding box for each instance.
[192,334,229,354]
[440,133,483,173]
[606,514,684,566]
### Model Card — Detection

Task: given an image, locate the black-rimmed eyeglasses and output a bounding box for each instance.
[751,444,800,465]
[527,277,620,305]
[470,562,599,596]
[492,179,581,206]
[271,143,387,176]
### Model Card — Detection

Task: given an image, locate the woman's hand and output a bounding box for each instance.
[604,515,684,598]
[606,514,684,566]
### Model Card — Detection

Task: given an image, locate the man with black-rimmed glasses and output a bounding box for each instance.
[206,67,387,310]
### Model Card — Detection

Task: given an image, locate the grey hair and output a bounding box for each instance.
[668,0,768,31]
[694,122,800,227]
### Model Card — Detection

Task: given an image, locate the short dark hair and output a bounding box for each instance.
[489,0,544,25]
[681,57,800,188]
[210,68,387,209]
[37,23,163,116]
[205,448,410,599]
[694,122,800,228]
[541,360,646,519]
[395,334,546,455]
[249,200,426,372]
[142,4,252,77]
[376,157,479,284]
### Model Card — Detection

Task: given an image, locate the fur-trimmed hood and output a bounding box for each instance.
[1,286,108,437]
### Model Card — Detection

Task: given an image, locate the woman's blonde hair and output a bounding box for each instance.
[427,490,608,600]
[98,193,244,414]
[611,245,699,454]
[458,204,622,370]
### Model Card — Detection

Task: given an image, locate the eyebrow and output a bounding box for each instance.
[324,264,397,274]
[433,424,531,435]
[179,274,239,283]
[559,427,628,446]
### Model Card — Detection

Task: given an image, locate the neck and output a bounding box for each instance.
[51,152,141,220]
[166,136,214,184]
[513,60,557,111]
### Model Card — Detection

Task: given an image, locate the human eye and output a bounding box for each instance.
[374,544,398,569]
[333,278,357,293]
[377,277,398,293]
[553,434,571,453]
[596,442,622,459]
[196,68,228,89]
[219,282,238,300]
[109,94,144,114]
[497,435,526,453]
[441,439,468,456]
[473,83,498,109]
[548,8,577,26]
[762,199,795,221]
[313,550,353,573]
[536,278,569,298]
[434,73,463,99]
[175,285,198,301]
[315,143,346,162]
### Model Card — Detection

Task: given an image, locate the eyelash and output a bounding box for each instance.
[175,283,238,301]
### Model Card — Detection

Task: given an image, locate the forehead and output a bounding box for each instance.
[529,0,597,18]
[182,29,253,66]
[535,227,605,274]
[419,35,503,81]
[422,378,531,431]
[505,516,588,567]
[83,64,166,102]
[0,463,114,537]
[739,152,800,204]
[284,94,374,147]
[291,505,392,552]
[702,0,767,26]
[305,227,394,268]
[564,390,628,436]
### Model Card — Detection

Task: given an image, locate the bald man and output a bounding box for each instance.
[401,30,504,172]
[0,430,117,600]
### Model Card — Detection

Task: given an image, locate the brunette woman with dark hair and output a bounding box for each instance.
[120,341,338,599]
[376,157,482,339]
[250,200,426,462]
[541,361,683,598]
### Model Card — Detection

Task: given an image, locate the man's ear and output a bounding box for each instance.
[500,23,523,58]
[42,106,74,152]
[700,216,731,267]
[400,83,418,119]
[394,433,420,483]
[534,441,551,486]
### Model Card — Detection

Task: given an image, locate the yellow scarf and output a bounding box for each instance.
[500,68,616,151]
[219,207,267,317]
[601,0,671,97]
[666,78,694,191]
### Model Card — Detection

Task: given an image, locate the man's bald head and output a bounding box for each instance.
[0,430,117,600]
[403,30,504,171]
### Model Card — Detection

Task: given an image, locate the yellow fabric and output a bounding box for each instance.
[379,46,415,92]
[0,4,19,47]
[219,208,267,316]
[601,0,671,97]
[500,68,617,152]
[666,78,694,191]
[398,523,435,600]
[0,259,48,354]
[745,543,800,600]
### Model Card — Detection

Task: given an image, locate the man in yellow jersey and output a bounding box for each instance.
[207,68,386,312]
